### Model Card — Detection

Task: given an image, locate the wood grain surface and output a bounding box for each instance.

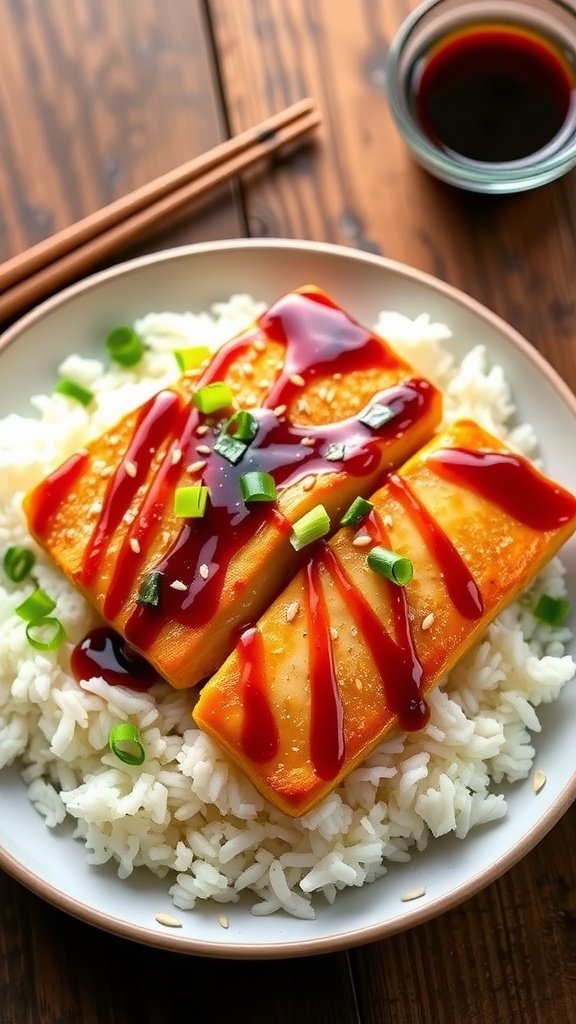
[1,1,576,1022]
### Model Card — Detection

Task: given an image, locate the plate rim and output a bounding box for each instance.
[1,236,575,958]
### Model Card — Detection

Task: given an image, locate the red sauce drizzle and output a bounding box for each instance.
[304,555,345,780]
[319,541,429,737]
[387,473,484,619]
[26,450,89,534]
[237,626,280,762]
[81,390,184,587]
[427,446,576,530]
[70,626,158,691]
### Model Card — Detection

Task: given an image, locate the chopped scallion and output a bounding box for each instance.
[534,593,570,627]
[367,546,413,586]
[15,588,57,623]
[3,546,35,583]
[240,471,277,504]
[25,616,66,651]
[340,496,374,527]
[174,485,209,518]
[54,378,94,407]
[225,410,259,443]
[137,570,162,607]
[174,345,211,372]
[105,326,145,367]
[290,504,331,550]
[359,402,396,430]
[108,723,145,766]
[214,431,247,465]
[193,382,233,415]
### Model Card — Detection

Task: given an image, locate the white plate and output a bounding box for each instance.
[1,238,575,958]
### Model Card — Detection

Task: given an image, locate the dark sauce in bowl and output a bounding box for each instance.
[411,22,576,166]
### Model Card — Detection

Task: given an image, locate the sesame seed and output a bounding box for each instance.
[273,404,287,417]
[352,534,371,548]
[124,460,137,478]
[400,887,426,903]
[253,339,266,352]
[533,770,547,794]
[171,448,182,465]
[170,580,187,591]
[297,398,310,414]
[384,514,393,528]
[218,915,229,929]
[272,647,284,655]
[355,679,363,690]
[290,373,305,386]
[421,613,435,631]
[300,436,315,446]
[155,913,182,928]
[318,386,327,400]
[302,475,316,491]
[196,444,211,456]
[286,601,299,623]
[130,538,140,554]
[325,388,335,403]
[199,563,210,579]
[123,511,135,525]
[186,459,207,475]
[100,466,114,478]
[196,423,209,436]
[329,626,339,640]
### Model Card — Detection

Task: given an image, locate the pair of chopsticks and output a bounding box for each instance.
[0,98,320,324]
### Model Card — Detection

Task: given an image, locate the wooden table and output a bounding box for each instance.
[1,2,576,1021]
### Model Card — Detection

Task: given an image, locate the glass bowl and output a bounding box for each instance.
[386,0,576,193]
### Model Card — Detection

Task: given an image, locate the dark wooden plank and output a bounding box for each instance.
[350,805,576,1024]
[0,874,360,1024]
[209,0,576,388]
[0,0,245,267]
[209,2,576,1023]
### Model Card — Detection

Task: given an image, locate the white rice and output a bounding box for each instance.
[0,294,573,920]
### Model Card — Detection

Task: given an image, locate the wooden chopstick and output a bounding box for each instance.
[0,99,320,323]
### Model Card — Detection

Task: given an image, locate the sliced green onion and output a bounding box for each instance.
[240,471,277,504]
[214,431,247,465]
[105,325,145,367]
[193,382,234,415]
[325,442,346,462]
[340,496,374,527]
[174,485,209,518]
[15,588,57,623]
[25,616,66,651]
[534,593,570,627]
[174,345,211,372]
[367,546,413,586]
[4,546,35,583]
[108,723,145,766]
[54,378,94,407]
[225,410,259,443]
[290,504,331,551]
[359,402,396,430]
[137,570,162,607]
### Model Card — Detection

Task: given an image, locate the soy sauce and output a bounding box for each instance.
[411,23,576,165]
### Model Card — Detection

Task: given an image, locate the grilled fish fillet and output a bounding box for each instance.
[193,419,576,815]
[23,285,442,688]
